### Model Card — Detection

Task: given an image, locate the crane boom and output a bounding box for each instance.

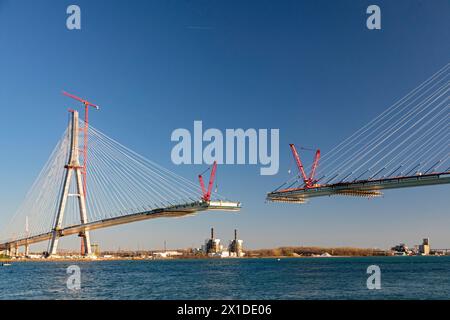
[198,161,217,202]
[207,161,217,200]
[289,143,321,188]
[308,149,321,183]
[62,91,100,109]
[290,144,308,183]
[199,175,207,197]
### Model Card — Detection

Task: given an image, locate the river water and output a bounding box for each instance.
[1,256,449,299]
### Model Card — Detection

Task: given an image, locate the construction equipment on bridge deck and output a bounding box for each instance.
[289,144,321,188]
[268,62,450,204]
[198,161,217,202]
[268,172,450,203]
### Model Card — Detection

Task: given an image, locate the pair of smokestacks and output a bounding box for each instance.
[210,228,238,240]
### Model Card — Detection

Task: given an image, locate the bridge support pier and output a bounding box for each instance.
[49,229,62,256]
[82,232,92,257]
[5,245,11,257]
[24,243,30,257]
[9,244,18,257]
[48,110,92,258]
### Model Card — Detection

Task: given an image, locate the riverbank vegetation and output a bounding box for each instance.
[246,246,387,257]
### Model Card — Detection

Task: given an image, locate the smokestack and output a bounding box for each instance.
[234,229,237,241]
[211,227,214,239]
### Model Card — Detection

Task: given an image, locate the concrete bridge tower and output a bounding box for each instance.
[48,110,92,257]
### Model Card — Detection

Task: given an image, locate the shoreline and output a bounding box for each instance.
[2,255,445,263]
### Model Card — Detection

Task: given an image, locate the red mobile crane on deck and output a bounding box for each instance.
[198,161,217,202]
[289,144,321,188]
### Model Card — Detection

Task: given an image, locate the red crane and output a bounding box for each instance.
[198,161,217,202]
[62,91,100,197]
[289,144,321,188]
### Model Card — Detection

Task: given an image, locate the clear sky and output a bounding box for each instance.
[0,0,449,251]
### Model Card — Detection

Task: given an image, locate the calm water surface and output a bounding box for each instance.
[1,256,449,299]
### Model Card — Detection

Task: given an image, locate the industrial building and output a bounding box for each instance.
[228,229,244,257]
[392,238,433,256]
[418,238,431,255]
[200,228,244,258]
[201,228,223,255]
[391,243,410,255]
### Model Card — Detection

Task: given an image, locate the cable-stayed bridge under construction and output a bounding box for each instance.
[1,63,449,257]
[0,95,240,257]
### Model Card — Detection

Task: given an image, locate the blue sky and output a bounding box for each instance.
[0,0,449,250]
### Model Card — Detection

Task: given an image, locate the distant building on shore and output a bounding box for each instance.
[392,238,432,256]
[228,229,244,257]
[391,243,410,255]
[418,238,430,255]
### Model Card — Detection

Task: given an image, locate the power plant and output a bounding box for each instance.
[201,228,244,257]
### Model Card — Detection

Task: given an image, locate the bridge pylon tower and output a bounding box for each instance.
[48,110,92,257]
